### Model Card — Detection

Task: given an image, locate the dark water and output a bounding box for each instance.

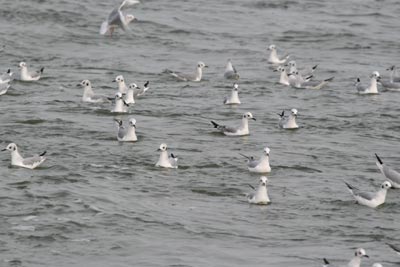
[1,0,400,266]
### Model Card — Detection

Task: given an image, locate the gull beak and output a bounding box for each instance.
[376,76,381,81]
[1,149,6,151]
[204,65,209,68]
[112,79,116,82]
[76,83,82,87]
[273,69,278,72]
[252,118,256,121]
[157,148,162,151]
[364,255,369,258]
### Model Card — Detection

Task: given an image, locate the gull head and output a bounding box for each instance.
[268,44,276,51]
[276,65,285,72]
[78,80,91,87]
[128,118,136,127]
[158,143,168,152]
[125,14,136,24]
[263,147,270,156]
[354,248,368,258]
[197,62,208,69]
[113,75,124,84]
[233,83,239,91]
[381,181,392,190]
[370,71,380,80]
[291,108,298,116]
[287,60,296,68]
[19,62,27,69]
[115,92,123,99]
[243,112,256,121]
[259,176,268,187]
[2,143,18,152]
[129,83,138,89]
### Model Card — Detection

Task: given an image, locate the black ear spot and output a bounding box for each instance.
[13,147,16,151]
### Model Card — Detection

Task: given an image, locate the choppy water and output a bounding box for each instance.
[1,0,400,266]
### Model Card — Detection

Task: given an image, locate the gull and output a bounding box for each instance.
[211,112,256,136]
[288,71,334,89]
[345,180,392,208]
[113,75,128,94]
[224,59,240,80]
[77,80,110,103]
[375,154,400,188]
[379,79,400,90]
[115,118,137,142]
[239,147,271,173]
[155,143,178,169]
[2,143,46,169]
[125,81,150,104]
[100,0,139,37]
[19,62,44,81]
[0,80,11,96]
[355,71,380,94]
[0,69,13,83]
[278,109,299,129]
[108,92,129,113]
[165,62,208,82]
[286,60,318,79]
[386,65,400,83]
[323,248,369,267]
[247,176,270,205]
[273,65,290,86]
[387,243,400,256]
[223,83,241,105]
[267,44,289,64]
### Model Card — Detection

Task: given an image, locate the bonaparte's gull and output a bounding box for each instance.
[356,71,380,94]
[223,83,241,105]
[109,92,129,113]
[224,59,239,80]
[240,147,271,173]
[77,80,109,103]
[165,62,208,82]
[267,44,289,64]
[278,109,299,129]
[375,154,400,188]
[324,248,369,267]
[115,118,137,142]
[273,66,290,86]
[2,143,46,169]
[0,80,11,96]
[211,112,256,136]
[113,75,128,94]
[386,65,400,83]
[155,143,178,169]
[345,180,391,208]
[387,243,400,256]
[287,60,318,79]
[100,0,139,36]
[247,176,270,205]
[125,81,150,104]
[19,62,44,81]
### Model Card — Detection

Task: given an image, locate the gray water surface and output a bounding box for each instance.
[1,0,400,266]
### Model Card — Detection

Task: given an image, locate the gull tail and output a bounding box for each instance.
[39,151,47,157]
[100,21,109,35]
[211,121,219,128]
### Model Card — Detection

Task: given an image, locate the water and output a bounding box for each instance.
[1,0,400,266]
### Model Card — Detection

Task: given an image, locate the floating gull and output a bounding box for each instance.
[100,0,139,36]
[223,83,241,105]
[77,80,109,103]
[125,81,150,104]
[115,118,137,142]
[345,180,391,208]
[355,71,380,94]
[211,112,256,136]
[247,176,270,205]
[240,147,271,173]
[0,69,13,83]
[288,71,333,89]
[2,143,46,169]
[165,62,208,82]
[224,59,239,80]
[278,109,299,129]
[113,75,128,94]
[19,62,44,81]
[155,143,178,169]
[267,44,289,64]
[286,60,318,80]
[375,154,400,188]
[109,92,129,113]
[324,248,369,267]
[273,65,290,86]
[386,65,400,83]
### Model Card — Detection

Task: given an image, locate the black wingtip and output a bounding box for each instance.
[247,184,256,190]
[170,153,177,159]
[357,78,360,82]
[211,121,219,128]
[278,110,284,117]
[344,181,353,190]
[312,64,318,70]
[114,119,122,126]
[40,67,44,73]
[39,151,47,157]
[324,77,335,82]
[375,153,383,164]
[323,258,329,265]
[7,69,11,74]
[144,81,149,87]
[387,243,400,253]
